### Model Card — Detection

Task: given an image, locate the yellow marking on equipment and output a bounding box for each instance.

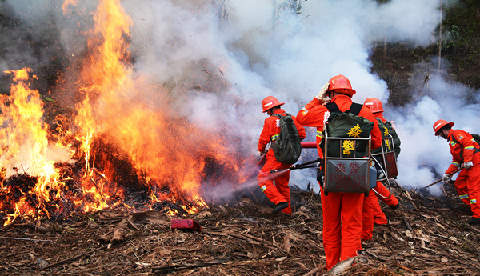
[347,124,362,138]
[383,127,389,136]
[342,140,355,155]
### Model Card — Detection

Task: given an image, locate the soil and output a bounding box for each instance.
[1,184,479,275]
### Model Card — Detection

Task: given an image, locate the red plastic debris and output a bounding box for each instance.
[170,219,201,232]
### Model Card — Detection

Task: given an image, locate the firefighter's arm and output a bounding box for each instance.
[445,161,461,175]
[292,116,307,140]
[296,99,328,127]
[360,108,382,150]
[370,118,383,150]
[457,133,476,163]
[258,118,272,153]
[305,97,323,110]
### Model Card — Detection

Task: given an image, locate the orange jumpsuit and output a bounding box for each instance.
[258,108,306,215]
[363,112,399,239]
[296,94,382,270]
[445,129,480,218]
[361,183,398,240]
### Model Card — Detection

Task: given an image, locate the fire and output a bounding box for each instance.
[0,0,252,226]
[71,0,228,209]
[0,68,69,226]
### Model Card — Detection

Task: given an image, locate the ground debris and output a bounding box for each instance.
[0,187,479,275]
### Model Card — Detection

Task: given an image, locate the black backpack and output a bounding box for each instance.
[271,114,302,164]
[323,102,374,158]
[384,121,401,157]
[374,119,401,157]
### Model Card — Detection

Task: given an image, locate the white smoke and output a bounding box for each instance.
[3,0,473,198]
[388,68,480,195]
[213,0,445,192]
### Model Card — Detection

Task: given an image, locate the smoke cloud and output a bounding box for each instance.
[389,66,480,195]
[1,0,474,199]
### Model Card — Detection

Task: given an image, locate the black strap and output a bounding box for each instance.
[348,103,363,115]
[450,135,459,144]
[325,102,340,113]
[325,102,362,115]
[273,113,289,118]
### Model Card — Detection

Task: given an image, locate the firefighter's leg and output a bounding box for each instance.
[276,170,292,214]
[465,165,480,218]
[361,190,376,241]
[340,192,364,262]
[372,193,388,225]
[321,189,342,270]
[258,159,287,205]
[454,171,470,206]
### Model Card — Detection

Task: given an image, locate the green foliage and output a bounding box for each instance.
[442,0,480,87]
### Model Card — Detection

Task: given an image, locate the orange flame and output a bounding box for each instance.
[0,0,253,226]
[72,0,219,210]
[0,68,70,225]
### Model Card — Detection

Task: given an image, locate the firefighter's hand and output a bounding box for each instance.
[315,82,330,101]
[462,162,474,169]
[442,174,452,183]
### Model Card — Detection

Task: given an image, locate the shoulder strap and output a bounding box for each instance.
[326,102,362,115]
[450,134,459,144]
[325,102,340,113]
[347,103,362,115]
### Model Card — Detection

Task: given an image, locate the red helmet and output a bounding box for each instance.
[261,96,285,113]
[364,98,383,113]
[328,74,356,96]
[433,119,454,135]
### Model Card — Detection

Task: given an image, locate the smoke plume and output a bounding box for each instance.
[1,0,474,199]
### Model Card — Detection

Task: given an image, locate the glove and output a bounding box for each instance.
[315,82,330,101]
[442,174,452,183]
[462,162,474,169]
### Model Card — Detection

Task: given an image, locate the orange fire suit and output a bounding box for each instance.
[372,181,398,225]
[445,129,480,218]
[362,181,399,239]
[258,108,306,215]
[373,112,387,123]
[364,112,399,230]
[296,94,382,270]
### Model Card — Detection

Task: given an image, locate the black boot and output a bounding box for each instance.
[468,217,480,225]
[272,202,289,214]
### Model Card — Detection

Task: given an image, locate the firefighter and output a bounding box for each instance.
[361,98,399,241]
[296,75,382,271]
[434,119,480,225]
[258,96,306,214]
[364,98,386,122]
